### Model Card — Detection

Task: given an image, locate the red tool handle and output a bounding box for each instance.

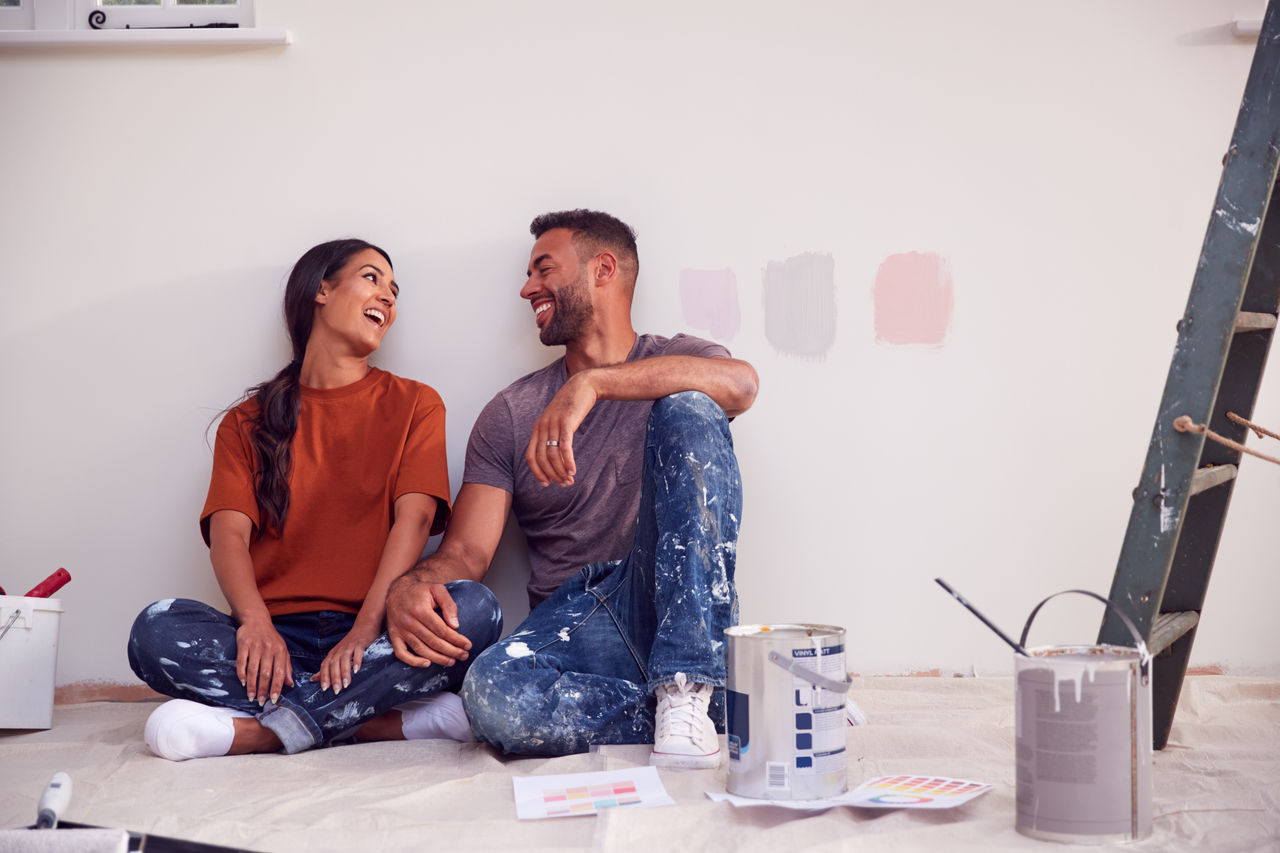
[24,568,71,598]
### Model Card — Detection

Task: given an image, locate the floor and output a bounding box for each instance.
[1,676,1277,852]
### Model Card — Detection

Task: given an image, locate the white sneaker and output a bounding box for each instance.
[398,692,475,742]
[650,672,721,769]
[144,699,250,761]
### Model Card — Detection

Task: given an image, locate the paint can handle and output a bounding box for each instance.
[1018,589,1152,685]
[767,651,853,693]
[0,608,22,644]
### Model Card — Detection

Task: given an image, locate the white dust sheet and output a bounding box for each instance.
[2,676,1277,852]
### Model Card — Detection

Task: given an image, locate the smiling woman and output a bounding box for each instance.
[122,239,503,761]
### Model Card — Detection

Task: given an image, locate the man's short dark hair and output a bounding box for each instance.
[530,209,639,287]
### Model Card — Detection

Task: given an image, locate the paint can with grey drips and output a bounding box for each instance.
[1015,590,1153,843]
[724,624,851,800]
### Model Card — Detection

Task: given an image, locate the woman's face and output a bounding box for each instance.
[312,248,398,355]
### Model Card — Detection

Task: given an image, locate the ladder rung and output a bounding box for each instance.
[1149,611,1200,656]
[1188,463,1238,496]
[1234,312,1278,332]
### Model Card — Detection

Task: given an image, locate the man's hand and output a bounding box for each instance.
[526,372,598,487]
[386,572,474,667]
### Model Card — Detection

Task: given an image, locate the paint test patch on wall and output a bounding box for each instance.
[679,268,740,341]
[873,252,953,347]
[762,252,836,360]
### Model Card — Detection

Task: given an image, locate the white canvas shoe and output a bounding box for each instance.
[398,692,475,742]
[144,699,250,761]
[650,672,721,770]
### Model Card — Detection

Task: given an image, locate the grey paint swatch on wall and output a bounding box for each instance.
[763,251,836,359]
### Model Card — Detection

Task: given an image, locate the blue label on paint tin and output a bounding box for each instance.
[727,689,750,758]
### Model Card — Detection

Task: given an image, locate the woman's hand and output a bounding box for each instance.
[313,622,381,695]
[236,617,294,705]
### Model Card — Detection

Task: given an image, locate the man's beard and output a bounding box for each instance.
[540,270,592,346]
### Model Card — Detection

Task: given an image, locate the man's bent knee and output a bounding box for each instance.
[650,390,725,426]
[459,646,520,749]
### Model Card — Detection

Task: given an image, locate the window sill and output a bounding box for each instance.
[0,27,290,48]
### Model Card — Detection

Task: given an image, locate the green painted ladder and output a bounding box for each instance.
[1099,1,1280,750]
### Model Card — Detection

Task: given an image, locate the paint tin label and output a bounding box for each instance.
[725,624,849,801]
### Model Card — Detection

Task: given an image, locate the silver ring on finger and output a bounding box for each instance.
[546,439,560,447]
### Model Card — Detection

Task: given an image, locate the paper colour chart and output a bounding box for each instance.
[542,780,641,816]
[849,775,992,809]
[514,767,675,820]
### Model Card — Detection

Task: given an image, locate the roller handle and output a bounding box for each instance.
[24,568,71,598]
[36,772,72,829]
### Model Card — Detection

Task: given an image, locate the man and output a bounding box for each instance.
[385,209,758,768]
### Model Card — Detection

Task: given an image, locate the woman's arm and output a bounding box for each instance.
[313,491,438,694]
[208,509,294,705]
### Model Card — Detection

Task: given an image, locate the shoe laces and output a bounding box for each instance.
[656,673,711,741]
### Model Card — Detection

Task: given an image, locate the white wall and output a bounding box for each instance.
[1,0,1276,688]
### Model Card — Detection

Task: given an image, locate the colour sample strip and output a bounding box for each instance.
[852,774,992,807]
[514,762,674,819]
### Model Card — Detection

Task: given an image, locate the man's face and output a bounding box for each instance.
[522,228,594,346]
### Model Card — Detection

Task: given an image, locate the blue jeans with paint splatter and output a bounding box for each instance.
[461,392,742,756]
[127,579,502,753]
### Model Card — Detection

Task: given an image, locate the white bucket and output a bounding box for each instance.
[1014,590,1153,843]
[725,623,850,800]
[0,595,64,729]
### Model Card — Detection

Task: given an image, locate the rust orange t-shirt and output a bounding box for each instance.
[200,368,451,616]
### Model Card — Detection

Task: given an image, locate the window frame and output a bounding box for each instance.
[0,0,254,31]
[76,0,252,30]
[0,0,34,30]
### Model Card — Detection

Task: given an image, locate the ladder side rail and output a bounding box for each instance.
[1127,173,1280,751]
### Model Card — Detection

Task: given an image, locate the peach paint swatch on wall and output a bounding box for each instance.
[679,268,740,341]
[874,252,953,346]
[762,252,836,360]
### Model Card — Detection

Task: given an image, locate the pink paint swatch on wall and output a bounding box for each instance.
[679,268,740,341]
[873,252,953,347]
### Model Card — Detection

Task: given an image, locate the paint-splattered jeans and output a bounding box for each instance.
[127,579,502,753]
[462,391,741,756]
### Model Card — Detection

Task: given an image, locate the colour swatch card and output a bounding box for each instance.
[514,767,674,820]
[847,775,992,809]
[707,775,991,812]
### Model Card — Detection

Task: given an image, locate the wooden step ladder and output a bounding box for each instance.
[1098,0,1280,750]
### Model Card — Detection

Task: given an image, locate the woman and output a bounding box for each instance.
[128,239,501,760]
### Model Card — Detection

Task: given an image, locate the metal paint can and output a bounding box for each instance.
[725,623,851,800]
[1014,590,1153,843]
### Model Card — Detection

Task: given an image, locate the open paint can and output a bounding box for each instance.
[725,623,850,800]
[1014,590,1153,843]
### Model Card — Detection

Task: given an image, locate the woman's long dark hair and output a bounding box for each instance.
[247,238,392,537]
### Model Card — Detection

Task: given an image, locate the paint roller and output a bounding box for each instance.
[36,772,72,829]
[25,568,72,599]
[23,771,259,851]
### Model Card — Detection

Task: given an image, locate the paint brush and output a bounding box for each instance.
[934,578,1030,657]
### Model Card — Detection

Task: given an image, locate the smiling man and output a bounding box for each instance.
[385,209,758,767]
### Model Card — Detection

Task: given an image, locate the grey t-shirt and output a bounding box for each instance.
[463,333,731,606]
